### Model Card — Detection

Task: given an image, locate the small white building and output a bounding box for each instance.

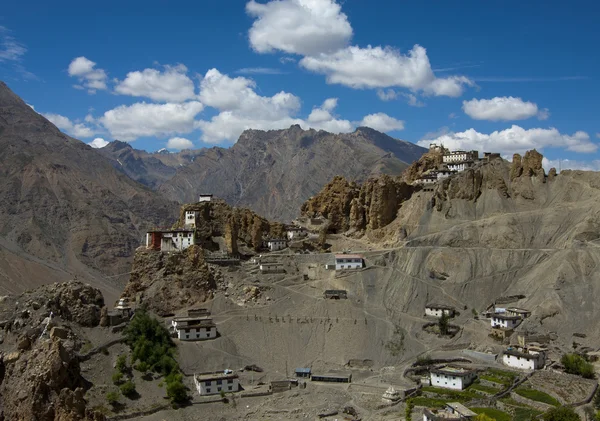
[145,229,195,252]
[267,238,287,251]
[260,263,285,273]
[171,316,217,341]
[199,194,213,202]
[333,254,363,270]
[502,347,546,370]
[436,169,456,181]
[425,304,456,318]
[185,210,199,228]
[423,402,477,421]
[286,226,307,240]
[429,366,477,390]
[416,173,438,185]
[194,371,239,395]
[491,314,522,329]
[447,162,472,172]
[442,150,479,164]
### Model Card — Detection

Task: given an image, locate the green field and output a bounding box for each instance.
[471,407,511,421]
[513,407,542,421]
[514,387,560,406]
[469,383,500,395]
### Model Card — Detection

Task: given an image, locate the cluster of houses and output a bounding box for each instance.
[423,402,477,421]
[487,306,531,339]
[415,146,501,186]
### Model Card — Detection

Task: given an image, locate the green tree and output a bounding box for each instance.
[165,373,188,405]
[112,371,124,385]
[116,354,128,374]
[120,380,136,398]
[594,388,600,409]
[106,391,120,406]
[561,353,595,379]
[438,312,450,336]
[405,398,414,421]
[542,407,580,421]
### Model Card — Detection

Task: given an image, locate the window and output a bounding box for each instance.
[228,386,232,391]
[227,379,233,384]
[186,334,189,339]
[205,381,211,386]
[216,380,222,385]
[217,387,221,392]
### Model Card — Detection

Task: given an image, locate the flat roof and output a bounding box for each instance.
[426,303,455,311]
[173,316,212,322]
[311,372,351,379]
[147,228,194,234]
[267,238,287,242]
[334,254,363,259]
[503,349,538,359]
[446,402,477,417]
[195,371,238,381]
[295,368,311,373]
[431,366,475,377]
[183,322,216,329]
[199,194,213,196]
[324,290,347,294]
[492,314,522,320]
[507,307,530,313]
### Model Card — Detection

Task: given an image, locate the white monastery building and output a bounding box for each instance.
[185,210,199,228]
[145,229,195,252]
[502,347,546,370]
[194,371,239,395]
[442,150,479,164]
[491,314,522,329]
[171,316,217,341]
[267,238,287,252]
[425,304,456,318]
[429,366,477,390]
[198,194,213,202]
[333,254,364,270]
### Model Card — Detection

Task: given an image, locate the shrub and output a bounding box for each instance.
[106,391,120,406]
[561,353,595,378]
[542,407,581,421]
[438,313,449,335]
[112,371,124,385]
[120,380,136,398]
[165,373,188,405]
[135,361,149,373]
[116,354,128,373]
[405,398,414,421]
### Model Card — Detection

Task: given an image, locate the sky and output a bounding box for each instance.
[1,0,599,170]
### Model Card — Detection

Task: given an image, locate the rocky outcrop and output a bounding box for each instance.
[301,175,416,233]
[0,338,104,421]
[401,147,445,184]
[122,245,217,315]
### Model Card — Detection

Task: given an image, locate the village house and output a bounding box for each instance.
[506,307,531,318]
[329,254,364,270]
[502,346,546,370]
[295,367,311,378]
[198,194,213,202]
[416,172,439,185]
[171,316,217,341]
[491,313,522,329]
[436,169,456,180]
[259,262,285,274]
[267,238,287,252]
[323,290,348,299]
[423,402,477,421]
[145,229,195,252]
[425,303,456,318]
[429,366,477,390]
[286,225,308,240]
[194,370,239,395]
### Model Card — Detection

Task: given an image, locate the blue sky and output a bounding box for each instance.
[1,0,599,169]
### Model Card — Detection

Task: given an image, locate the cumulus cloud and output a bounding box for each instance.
[114,64,196,102]
[417,125,597,155]
[246,0,352,55]
[167,137,194,150]
[42,112,95,138]
[305,98,353,133]
[542,157,600,172]
[359,113,405,132]
[300,45,474,97]
[100,101,204,141]
[376,89,424,107]
[88,137,109,148]
[462,96,549,121]
[68,56,108,93]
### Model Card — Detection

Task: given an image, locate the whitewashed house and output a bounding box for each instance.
[333,254,364,270]
[267,238,287,251]
[185,210,199,228]
[198,194,213,202]
[447,162,472,172]
[416,173,438,185]
[286,226,307,240]
[491,314,522,329]
[194,371,239,395]
[425,304,456,318]
[436,169,456,181]
[145,229,195,252]
[171,316,217,341]
[506,307,531,319]
[502,347,546,370]
[429,366,477,390]
[423,402,477,421]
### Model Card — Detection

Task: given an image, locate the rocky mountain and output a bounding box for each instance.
[99,125,426,222]
[0,82,177,302]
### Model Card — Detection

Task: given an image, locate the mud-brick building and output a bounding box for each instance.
[194,371,239,395]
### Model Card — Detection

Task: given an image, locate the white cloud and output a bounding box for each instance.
[376,89,424,107]
[300,45,473,97]
[114,64,196,102]
[88,137,109,148]
[462,96,549,121]
[597,133,600,139]
[235,67,286,75]
[0,26,26,62]
[542,157,600,172]
[279,56,297,64]
[67,56,108,93]
[42,112,95,138]
[305,98,353,133]
[418,125,597,155]
[100,101,204,141]
[246,0,352,56]
[167,137,194,150]
[359,113,404,132]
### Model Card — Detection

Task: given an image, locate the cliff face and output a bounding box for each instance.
[301,174,416,233]
[122,245,216,315]
[401,146,445,184]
